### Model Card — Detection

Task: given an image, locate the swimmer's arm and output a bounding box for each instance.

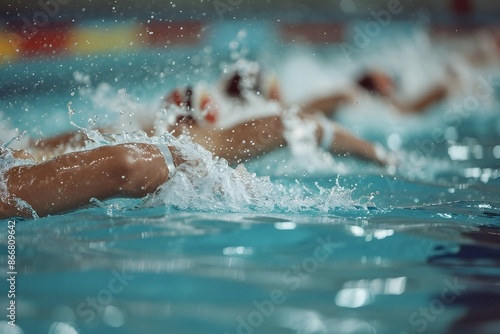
[0,143,182,219]
[299,89,356,116]
[189,116,387,166]
[391,84,449,114]
[187,116,286,165]
[321,123,388,166]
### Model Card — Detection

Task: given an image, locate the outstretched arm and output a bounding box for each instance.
[320,122,387,165]
[184,116,287,164]
[183,115,388,166]
[391,83,449,114]
[0,143,183,219]
[299,89,356,117]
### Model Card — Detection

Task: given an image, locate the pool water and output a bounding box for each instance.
[1,24,500,334]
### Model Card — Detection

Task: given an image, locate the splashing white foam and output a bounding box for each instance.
[141,135,360,214]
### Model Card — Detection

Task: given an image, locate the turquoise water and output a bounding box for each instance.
[1,23,500,334]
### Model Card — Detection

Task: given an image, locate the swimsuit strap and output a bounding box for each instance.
[315,114,335,151]
[374,143,389,164]
[155,144,176,177]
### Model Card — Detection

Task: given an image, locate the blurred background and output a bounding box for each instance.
[1,3,500,334]
[3,0,500,21]
[2,0,499,69]
[1,0,499,136]
[0,0,500,91]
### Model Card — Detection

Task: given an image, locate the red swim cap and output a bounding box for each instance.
[164,86,218,124]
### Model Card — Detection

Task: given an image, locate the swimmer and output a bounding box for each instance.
[297,67,457,117]
[1,120,385,219]
[215,60,457,120]
[354,68,456,114]
[0,143,185,219]
[29,62,392,167]
[150,61,391,166]
[1,63,394,218]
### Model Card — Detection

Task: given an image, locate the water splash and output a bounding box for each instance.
[141,134,361,214]
[0,145,39,219]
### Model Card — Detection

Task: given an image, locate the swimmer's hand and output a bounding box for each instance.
[373,143,398,169]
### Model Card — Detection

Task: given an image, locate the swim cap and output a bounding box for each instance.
[220,60,281,102]
[356,70,395,97]
[164,85,218,125]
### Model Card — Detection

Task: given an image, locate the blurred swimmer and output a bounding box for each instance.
[151,60,391,166]
[297,67,458,117]
[29,61,392,167]
[0,62,395,218]
[215,60,459,119]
